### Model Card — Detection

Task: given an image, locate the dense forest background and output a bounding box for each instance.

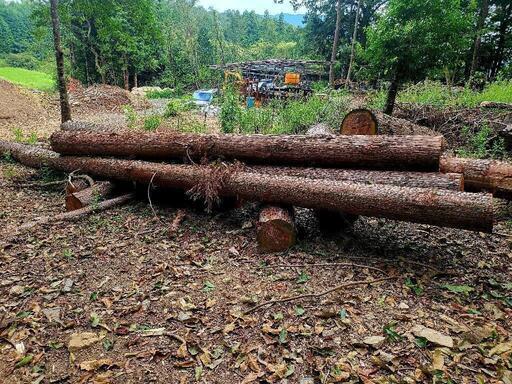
[0,0,511,92]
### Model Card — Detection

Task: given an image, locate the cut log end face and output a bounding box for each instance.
[257,220,296,253]
[257,207,296,253]
[341,109,378,136]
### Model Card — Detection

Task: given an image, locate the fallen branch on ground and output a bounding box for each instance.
[18,193,135,232]
[243,276,394,314]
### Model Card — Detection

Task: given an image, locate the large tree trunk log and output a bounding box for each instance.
[257,206,297,253]
[0,141,58,169]
[45,157,493,232]
[440,156,512,200]
[50,131,446,171]
[2,141,493,232]
[246,166,464,191]
[341,109,378,135]
[65,181,115,211]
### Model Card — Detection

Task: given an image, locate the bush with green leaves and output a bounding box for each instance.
[143,115,162,131]
[220,86,242,134]
[164,98,193,118]
[146,88,177,99]
[122,105,137,128]
[457,125,507,159]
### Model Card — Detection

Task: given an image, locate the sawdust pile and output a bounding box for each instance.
[69,81,133,113]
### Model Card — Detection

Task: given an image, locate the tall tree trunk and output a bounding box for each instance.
[50,131,446,171]
[490,2,512,79]
[346,0,361,84]
[469,0,489,79]
[50,0,71,123]
[329,0,342,87]
[133,72,138,88]
[384,72,399,115]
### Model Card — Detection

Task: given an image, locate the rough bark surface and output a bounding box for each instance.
[247,167,464,191]
[440,156,512,200]
[341,109,378,135]
[374,111,435,136]
[2,141,493,231]
[479,101,512,110]
[45,157,493,232]
[50,131,446,171]
[65,181,115,211]
[50,0,71,123]
[257,206,296,253]
[0,141,59,169]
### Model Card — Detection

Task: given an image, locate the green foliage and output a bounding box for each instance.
[457,125,507,159]
[0,66,55,91]
[3,52,39,70]
[383,322,402,342]
[220,86,242,134]
[365,0,471,84]
[11,127,38,145]
[122,105,137,129]
[164,98,193,118]
[143,115,162,131]
[146,88,177,99]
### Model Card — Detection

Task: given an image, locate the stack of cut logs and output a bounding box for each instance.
[1,109,510,253]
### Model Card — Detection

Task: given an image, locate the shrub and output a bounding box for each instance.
[146,88,177,99]
[457,125,507,159]
[143,115,162,131]
[164,98,193,118]
[3,52,40,70]
[220,86,242,134]
[122,105,137,128]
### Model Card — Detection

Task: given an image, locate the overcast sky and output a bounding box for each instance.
[197,0,303,14]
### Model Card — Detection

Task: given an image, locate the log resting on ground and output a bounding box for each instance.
[257,206,296,253]
[65,181,115,211]
[341,109,378,135]
[440,156,512,200]
[1,141,493,232]
[50,131,446,171]
[45,156,493,232]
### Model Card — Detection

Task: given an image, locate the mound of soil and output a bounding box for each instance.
[395,103,512,150]
[0,80,59,140]
[69,83,132,113]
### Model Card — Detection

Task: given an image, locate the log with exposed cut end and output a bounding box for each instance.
[2,141,494,232]
[440,156,512,200]
[257,206,296,253]
[341,109,378,135]
[50,131,446,171]
[46,156,493,232]
[65,181,115,211]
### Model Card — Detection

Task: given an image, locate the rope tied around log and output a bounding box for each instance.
[187,160,243,212]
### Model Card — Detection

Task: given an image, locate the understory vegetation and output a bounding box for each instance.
[0,66,55,91]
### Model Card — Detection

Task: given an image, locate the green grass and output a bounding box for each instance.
[0,67,55,92]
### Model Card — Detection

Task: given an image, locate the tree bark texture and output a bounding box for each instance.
[257,206,297,253]
[50,0,71,123]
[246,166,464,191]
[2,141,493,232]
[0,141,59,169]
[373,111,436,136]
[346,0,361,83]
[329,0,342,87]
[50,131,446,171]
[469,0,489,79]
[440,156,512,200]
[44,156,493,232]
[65,181,115,211]
[384,74,399,115]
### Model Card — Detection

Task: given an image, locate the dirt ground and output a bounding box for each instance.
[1,82,512,383]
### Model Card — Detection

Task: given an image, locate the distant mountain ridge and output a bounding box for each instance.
[274,13,305,27]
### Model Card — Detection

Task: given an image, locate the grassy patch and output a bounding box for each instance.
[0,67,55,92]
[398,80,512,108]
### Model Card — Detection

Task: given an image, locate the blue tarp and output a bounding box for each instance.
[193,89,216,103]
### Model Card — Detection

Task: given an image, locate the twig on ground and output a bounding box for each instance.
[346,255,442,274]
[147,172,163,223]
[265,262,387,275]
[14,179,67,188]
[243,276,394,315]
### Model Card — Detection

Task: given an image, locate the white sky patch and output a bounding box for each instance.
[197,0,303,14]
